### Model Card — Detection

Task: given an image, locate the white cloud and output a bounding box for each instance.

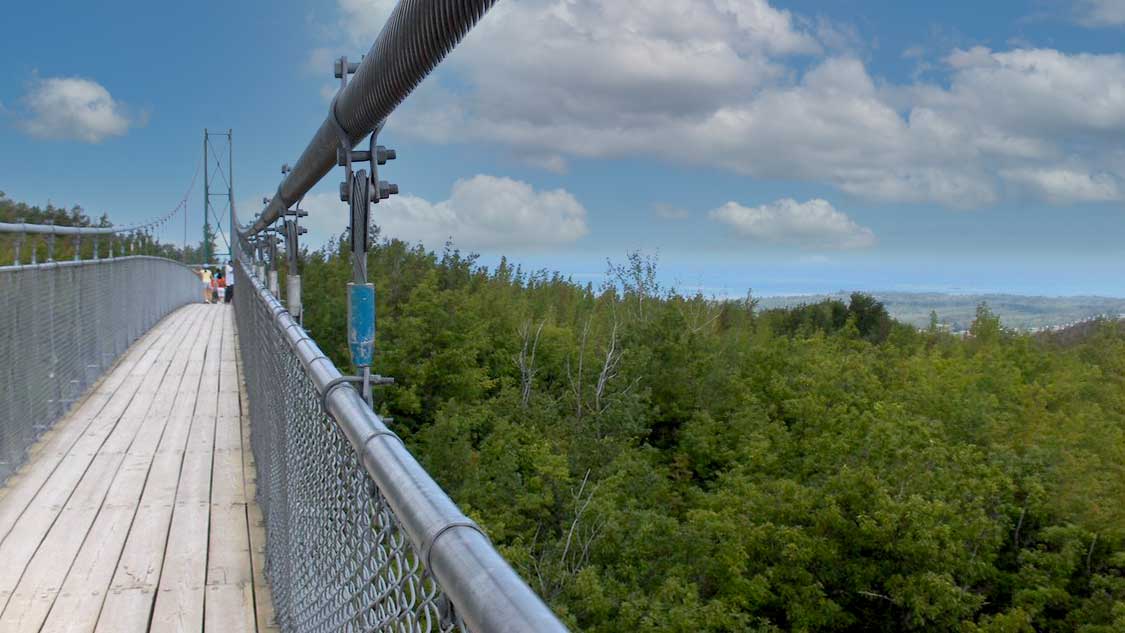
[298,175,588,252]
[709,198,876,250]
[1001,167,1123,203]
[1074,0,1125,26]
[18,76,135,143]
[335,0,819,130]
[320,1,1125,209]
[337,0,398,44]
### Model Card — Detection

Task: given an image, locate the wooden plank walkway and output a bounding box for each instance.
[0,303,277,633]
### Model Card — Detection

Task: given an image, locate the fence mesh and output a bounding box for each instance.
[0,256,199,484]
[234,261,457,633]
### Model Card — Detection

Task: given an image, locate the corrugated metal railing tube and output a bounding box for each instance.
[0,256,199,484]
[234,261,568,632]
[244,0,498,236]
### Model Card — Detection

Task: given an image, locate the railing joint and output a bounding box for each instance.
[422,520,489,574]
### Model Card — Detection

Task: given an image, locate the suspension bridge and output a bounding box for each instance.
[0,1,567,631]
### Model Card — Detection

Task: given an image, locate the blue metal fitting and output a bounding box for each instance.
[347,282,376,367]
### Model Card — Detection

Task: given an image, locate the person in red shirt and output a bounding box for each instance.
[216,272,226,304]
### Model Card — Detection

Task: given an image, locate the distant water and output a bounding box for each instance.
[755,291,1125,331]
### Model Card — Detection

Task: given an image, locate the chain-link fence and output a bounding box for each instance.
[234,260,568,633]
[0,256,199,484]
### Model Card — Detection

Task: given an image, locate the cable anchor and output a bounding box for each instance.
[328,54,399,408]
[283,196,307,322]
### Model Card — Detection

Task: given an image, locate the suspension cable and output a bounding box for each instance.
[0,155,202,237]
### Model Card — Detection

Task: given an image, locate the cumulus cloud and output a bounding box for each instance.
[1074,0,1125,26]
[710,198,876,250]
[1001,168,1123,203]
[324,0,1125,209]
[17,76,136,142]
[298,175,588,251]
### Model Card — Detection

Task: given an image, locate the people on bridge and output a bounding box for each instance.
[224,260,234,303]
[214,271,226,304]
[199,267,212,304]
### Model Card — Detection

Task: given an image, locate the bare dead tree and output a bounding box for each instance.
[515,319,545,407]
[566,309,640,437]
[594,317,621,415]
[566,316,592,422]
[560,469,601,570]
[527,469,605,601]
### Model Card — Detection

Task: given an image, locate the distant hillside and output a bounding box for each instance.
[757,291,1125,331]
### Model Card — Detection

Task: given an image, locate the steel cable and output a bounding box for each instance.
[246,0,498,235]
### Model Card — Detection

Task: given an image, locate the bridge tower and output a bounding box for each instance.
[202,129,233,264]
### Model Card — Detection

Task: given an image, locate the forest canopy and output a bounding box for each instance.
[6,191,1124,631]
[292,230,1125,633]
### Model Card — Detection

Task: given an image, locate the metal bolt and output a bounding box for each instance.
[375,146,396,165]
[334,57,361,79]
[377,181,399,200]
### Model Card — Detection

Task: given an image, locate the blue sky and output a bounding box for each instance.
[1,0,1123,296]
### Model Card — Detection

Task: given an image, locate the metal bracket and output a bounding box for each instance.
[327,53,401,411]
[283,200,307,322]
[333,56,361,79]
[320,374,395,411]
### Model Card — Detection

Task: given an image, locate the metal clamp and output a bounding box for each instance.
[360,427,404,455]
[422,520,489,574]
[320,376,360,412]
[320,374,395,412]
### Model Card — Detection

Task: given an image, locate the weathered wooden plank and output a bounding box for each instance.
[88,308,223,633]
[148,305,227,632]
[0,306,205,628]
[1,506,133,631]
[206,503,252,587]
[0,451,125,614]
[0,308,194,540]
[147,499,208,631]
[88,587,156,633]
[203,583,256,633]
[0,303,270,632]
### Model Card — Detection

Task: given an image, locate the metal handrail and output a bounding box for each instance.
[0,222,123,236]
[240,262,568,633]
[0,215,182,237]
[0,254,196,273]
